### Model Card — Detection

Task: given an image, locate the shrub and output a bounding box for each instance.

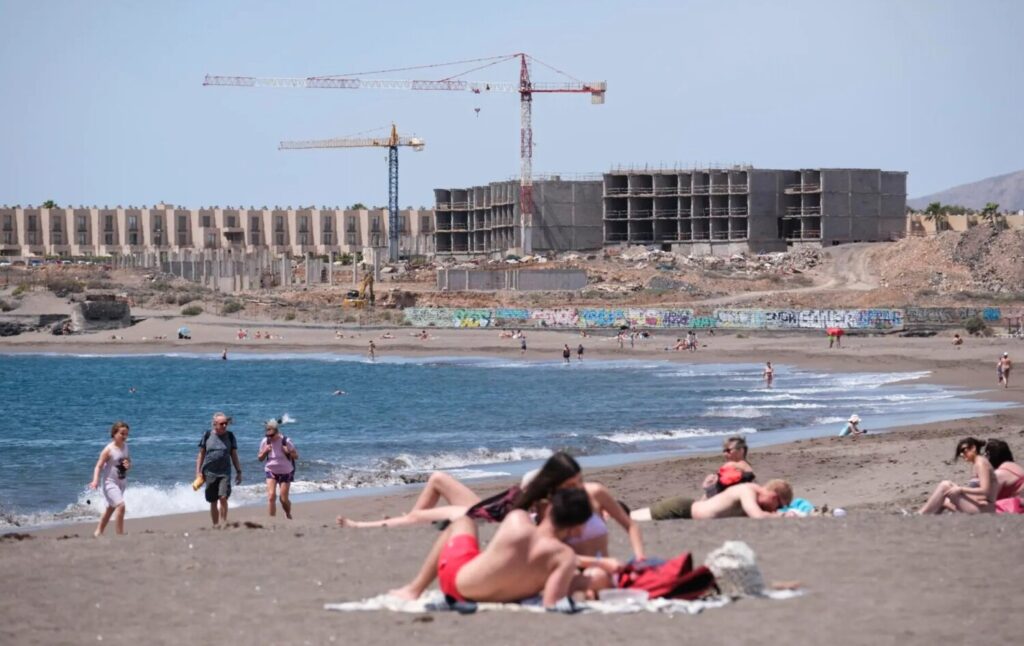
[46,278,85,297]
[284,311,296,321]
[12,284,28,297]
[963,315,989,336]
[221,300,244,314]
[164,293,179,305]
[181,305,203,316]
[0,299,15,312]
[177,293,197,306]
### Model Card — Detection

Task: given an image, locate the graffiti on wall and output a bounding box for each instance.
[405,307,905,330]
[713,309,904,330]
[904,307,1002,324]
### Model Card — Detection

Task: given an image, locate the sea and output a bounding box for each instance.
[0,351,1013,529]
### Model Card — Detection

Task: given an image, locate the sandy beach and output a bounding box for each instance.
[2,320,1023,645]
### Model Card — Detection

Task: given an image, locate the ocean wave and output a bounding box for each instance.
[382,447,553,473]
[596,427,754,445]
[701,406,764,419]
[707,394,801,402]
[812,416,847,425]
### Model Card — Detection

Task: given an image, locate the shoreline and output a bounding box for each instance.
[3,327,1024,645]
[6,330,1019,535]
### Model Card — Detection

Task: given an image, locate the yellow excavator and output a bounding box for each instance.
[343,272,375,308]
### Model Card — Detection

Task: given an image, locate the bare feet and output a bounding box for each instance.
[388,584,420,601]
[93,529,102,538]
[285,510,293,520]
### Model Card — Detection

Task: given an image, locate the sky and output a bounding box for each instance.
[1,0,1021,209]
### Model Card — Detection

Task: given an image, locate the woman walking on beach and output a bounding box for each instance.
[88,421,131,537]
[918,437,998,514]
[257,419,297,519]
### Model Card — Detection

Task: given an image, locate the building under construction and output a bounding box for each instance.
[603,167,907,253]
[433,177,603,256]
[433,167,906,257]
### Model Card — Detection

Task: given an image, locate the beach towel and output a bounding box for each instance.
[325,589,801,616]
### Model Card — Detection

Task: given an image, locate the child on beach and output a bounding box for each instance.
[257,419,298,519]
[918,437,997,514]
[88,421,131,537]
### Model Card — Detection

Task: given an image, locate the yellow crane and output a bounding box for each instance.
[279,124,424,262]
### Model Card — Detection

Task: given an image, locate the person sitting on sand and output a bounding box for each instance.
[389,488,598,609]
[838,414,866,437]
[952,333,963,348]
[918,437,998,514]
[630,480,793,522]
[984,439,1024,501]
[381,332,395,339]
[701,436,755,498]
[337,452,645,561]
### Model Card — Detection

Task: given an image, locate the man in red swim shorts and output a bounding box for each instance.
[392,488,594,609]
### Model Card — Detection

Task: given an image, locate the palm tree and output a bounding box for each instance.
[981,202,1003,229]
[922,201,948,232]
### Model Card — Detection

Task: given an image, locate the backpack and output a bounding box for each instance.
[465,485,522,523]
[278,436,297,473]
[615,551,718,600]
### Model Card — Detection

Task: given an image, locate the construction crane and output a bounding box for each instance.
[279,124,424,262]
[204,53,606,255]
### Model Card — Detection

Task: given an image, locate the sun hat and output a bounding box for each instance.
[1004,352,1010,357]
[849,414,861,423]
[265,418,279,430]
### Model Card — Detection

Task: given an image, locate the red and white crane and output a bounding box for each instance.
[204,53,606,255]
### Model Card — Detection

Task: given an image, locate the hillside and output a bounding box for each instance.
[908,169,1024,211]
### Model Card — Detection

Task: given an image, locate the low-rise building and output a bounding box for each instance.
[0,204,434,259]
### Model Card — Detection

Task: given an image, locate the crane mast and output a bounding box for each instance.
[205,53,605,256]
[280,124,423,262]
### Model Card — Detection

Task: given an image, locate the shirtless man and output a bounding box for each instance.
[389,488,594,609]
[629,480,792,522]
[997,352,1011,388]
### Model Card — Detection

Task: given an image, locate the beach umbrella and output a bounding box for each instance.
[178,326,191,336]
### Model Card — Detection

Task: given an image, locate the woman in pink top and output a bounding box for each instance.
[88,421,131,537]
[257,419,298,519]
[918,437,998,514]
[984,439,1024,500]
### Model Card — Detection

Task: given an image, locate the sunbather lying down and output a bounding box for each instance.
[390,488,606,609]
[630,481,793,521]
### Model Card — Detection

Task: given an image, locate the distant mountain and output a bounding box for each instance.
[908,169,1024,212]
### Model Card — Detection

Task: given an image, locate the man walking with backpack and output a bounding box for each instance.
[257,418,298,519]
[195,412,243,527]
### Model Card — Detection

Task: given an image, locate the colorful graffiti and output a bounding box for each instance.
[405,307,905,330]
[904,307,1002,324]
[713,309,904,330]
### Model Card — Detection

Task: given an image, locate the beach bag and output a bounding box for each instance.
[995,497,1024,514]
[465,485,522,523]
[280,436,296,474]
[615,552,717,600]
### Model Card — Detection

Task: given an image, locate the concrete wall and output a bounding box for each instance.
[438,268,588,291]
[404,307,906,330]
